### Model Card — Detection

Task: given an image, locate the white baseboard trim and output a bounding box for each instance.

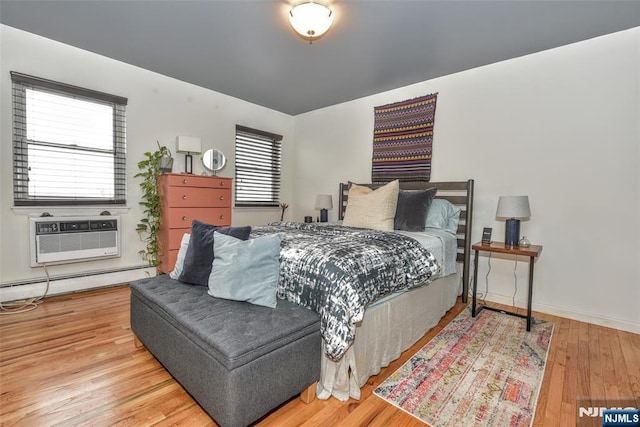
[0,267,157,303]
[485,292,640,335]
[4,273,638,335]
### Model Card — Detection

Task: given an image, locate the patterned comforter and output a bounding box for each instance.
[251,222,440,361]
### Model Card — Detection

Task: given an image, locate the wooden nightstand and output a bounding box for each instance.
[471,241,543,331]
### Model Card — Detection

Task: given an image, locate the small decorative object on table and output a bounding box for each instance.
[201,148,226,176]
[519,236,531,248]
[155,141,174,173]
[279,203,289,221]
[482,227,492,244]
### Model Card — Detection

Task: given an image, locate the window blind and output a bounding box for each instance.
[234,125,282,207]
[11,72,127,206]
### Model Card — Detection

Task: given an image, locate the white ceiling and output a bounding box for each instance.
[1,1,639,115]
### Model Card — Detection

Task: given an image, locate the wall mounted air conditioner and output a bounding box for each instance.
[29,216,121,267]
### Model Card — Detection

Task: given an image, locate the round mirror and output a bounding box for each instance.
[201,149,226,175]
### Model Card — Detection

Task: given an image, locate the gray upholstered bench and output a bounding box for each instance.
[129,275,321,427]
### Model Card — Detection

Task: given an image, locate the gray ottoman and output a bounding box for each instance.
[130,275,321,427]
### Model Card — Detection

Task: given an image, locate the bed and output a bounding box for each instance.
[138,179,474,405]
[315,179,474,400]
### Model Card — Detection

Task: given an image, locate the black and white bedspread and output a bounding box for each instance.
[250,222,440,361]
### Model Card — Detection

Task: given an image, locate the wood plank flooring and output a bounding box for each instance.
[1,285,638,426]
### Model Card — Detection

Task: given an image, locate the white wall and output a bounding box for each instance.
[292,28,640,333]
[0,25,294,297]
[2,24,638,333]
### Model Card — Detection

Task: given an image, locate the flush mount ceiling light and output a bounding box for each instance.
[289,1,333,43]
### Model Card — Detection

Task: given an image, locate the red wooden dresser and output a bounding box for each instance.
[158,173,232,273]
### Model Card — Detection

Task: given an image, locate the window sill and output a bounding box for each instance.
[11,206,132,217]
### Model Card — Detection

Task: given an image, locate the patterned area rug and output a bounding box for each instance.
[374,307,553,427]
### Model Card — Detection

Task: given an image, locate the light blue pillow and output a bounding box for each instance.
[425,199,461,234]
[208,232,283,308]
[169,233,190,279]
[179,221,252,286]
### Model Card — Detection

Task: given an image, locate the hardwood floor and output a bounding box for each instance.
[1,285,638,426]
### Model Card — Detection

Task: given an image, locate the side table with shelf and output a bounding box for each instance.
[471,241,543,331]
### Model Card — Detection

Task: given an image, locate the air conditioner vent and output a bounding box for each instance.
[29,216,121,267]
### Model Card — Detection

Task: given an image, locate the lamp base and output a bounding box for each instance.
[505,218,520,247]
[184,153,193,174]
[320,209,328,222]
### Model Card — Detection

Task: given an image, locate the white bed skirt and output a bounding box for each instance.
[316,272,461,401]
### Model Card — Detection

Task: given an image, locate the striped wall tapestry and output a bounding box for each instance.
[371,93,438,184]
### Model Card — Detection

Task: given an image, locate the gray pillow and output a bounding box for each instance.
[178,220,251,286]
[394,187,438,231]
[208,232,283,308]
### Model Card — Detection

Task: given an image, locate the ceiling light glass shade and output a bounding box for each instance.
[289,1,333,41]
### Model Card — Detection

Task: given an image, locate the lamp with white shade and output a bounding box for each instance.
[176,136,202,174]
[496,196,531,247]
[315,194,333,222]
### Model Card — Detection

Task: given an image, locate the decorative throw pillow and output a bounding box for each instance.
[169,233,190,280]
[208,232,283,308]
[394,187,438,231]
[425,199,462,234]
[342,180,399,231]
[178,220,252,286]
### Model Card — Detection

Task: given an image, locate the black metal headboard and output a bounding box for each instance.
[338,180,474,303]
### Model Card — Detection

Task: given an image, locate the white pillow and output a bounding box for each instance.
[169,233,191,279]
[342,180,399,231]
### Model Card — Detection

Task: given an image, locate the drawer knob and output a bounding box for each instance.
[182,195,187,200]
[220,181,225,187]
[182,216,187,221]
[219,195,224,201]
[219,215,224,220]
[182,178,188,184]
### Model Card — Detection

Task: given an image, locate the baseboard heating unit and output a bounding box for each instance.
[29,216,121,267]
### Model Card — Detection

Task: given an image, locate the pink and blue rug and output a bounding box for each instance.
[374,307,553,427]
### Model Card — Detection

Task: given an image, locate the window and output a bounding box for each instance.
[234,125,282,207]
[11,72,127,206]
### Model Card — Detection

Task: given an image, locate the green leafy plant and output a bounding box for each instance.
[134,141,172,267]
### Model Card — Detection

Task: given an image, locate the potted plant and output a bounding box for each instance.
[135,141,172,267]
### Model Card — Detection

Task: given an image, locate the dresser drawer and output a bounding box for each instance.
[164,207,232,228]
[163,174,231,189]
[163,187,231,208]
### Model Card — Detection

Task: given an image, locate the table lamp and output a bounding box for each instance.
[176,136,202,174]
[496,196,531,247]
[315,194,333,222]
